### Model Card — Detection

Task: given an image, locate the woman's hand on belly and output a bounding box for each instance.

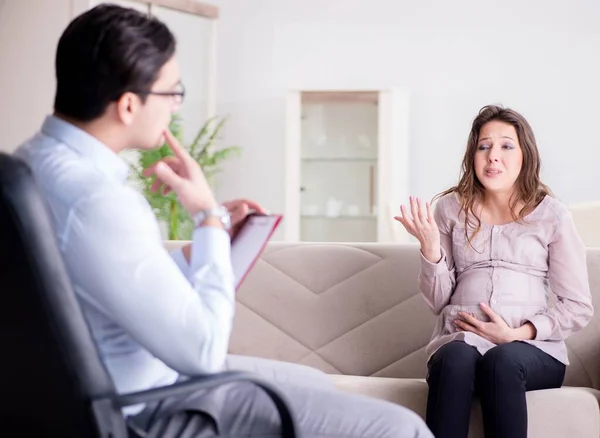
[454,302,536,344]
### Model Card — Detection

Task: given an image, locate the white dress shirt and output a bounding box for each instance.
[14,115,236,415]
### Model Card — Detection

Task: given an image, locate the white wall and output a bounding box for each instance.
[211,0,600,225]
[2,0,599,219]
[0,0,215,153]
[0,0,72,151]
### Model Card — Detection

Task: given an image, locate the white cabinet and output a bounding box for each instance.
[285,89,410,243]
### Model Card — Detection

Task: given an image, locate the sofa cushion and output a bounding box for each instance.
[330,375,600,438]
[162,240,600,436]
[220,243,600,390]
[229,243,438,376]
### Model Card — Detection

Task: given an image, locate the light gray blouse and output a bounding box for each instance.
[419,193,593,365]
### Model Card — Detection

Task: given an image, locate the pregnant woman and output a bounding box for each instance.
[395,104,593,438]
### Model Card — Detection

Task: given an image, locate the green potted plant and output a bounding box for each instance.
[130,114,240,240]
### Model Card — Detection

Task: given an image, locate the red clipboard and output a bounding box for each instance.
[231,213,283,290]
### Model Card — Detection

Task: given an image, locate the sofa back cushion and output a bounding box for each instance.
[164,241,600,390]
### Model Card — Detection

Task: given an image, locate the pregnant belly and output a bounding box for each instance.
[444,271,548,333]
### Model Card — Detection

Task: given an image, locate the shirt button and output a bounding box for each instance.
[493,227,500,233]
[492,299,497,304]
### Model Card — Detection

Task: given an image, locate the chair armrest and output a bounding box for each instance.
[115,370,299,438]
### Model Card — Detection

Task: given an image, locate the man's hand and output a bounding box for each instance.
[454,302,535,344]
[223,199,268,238]
[179,198,269,263]
[223,199,268,228]
[143,129,217,216]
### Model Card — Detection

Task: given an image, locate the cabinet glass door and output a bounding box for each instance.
[300,91,378,242]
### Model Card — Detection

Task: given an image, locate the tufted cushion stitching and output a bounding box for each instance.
[297,352,343,373]
[264,244,386,260]
[318,259,388,297]
[313,293,425,354]
[260,256,384,296]
[236,299,319,352]
[369,345,428,376]
[260,244,304,257]
[237,302,344,371]
[255,259,323,296]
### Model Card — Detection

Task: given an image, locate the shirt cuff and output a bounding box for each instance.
[527,314,553,341]
[189,226,232,274]
[170,248,190,278]
[420,247,450,277]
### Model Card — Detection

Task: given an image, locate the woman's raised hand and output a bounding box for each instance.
[394,196,442,263]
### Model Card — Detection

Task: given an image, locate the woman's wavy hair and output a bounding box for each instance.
[434,104,552,243]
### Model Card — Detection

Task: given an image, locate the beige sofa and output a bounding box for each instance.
[167,241,600,437]
[570,202,600,247]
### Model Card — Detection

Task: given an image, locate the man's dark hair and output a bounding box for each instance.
[54,4,176,122]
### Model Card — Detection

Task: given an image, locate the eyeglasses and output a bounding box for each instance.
[133,82,186,106]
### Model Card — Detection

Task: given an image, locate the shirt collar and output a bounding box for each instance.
[41,115,130,182]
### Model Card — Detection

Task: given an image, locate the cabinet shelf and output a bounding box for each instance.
[301,215,377,220]
[301,157,377,162]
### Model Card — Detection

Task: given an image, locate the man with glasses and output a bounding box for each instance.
[14,4,432,438]
[135,81,186,106]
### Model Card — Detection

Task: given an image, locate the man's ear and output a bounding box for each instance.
[116,92,141,125]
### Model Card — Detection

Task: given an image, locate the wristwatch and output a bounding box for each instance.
[193,205,231,230]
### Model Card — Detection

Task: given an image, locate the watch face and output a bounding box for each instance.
[218,206,231,228]
[194,206,231,229]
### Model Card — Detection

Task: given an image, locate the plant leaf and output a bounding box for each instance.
[128,113,241,240]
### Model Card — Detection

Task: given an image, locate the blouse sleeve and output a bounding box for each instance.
[418,197,457,315]
[527,208,593,341]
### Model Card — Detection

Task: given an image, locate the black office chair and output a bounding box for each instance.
[0,152,298,437]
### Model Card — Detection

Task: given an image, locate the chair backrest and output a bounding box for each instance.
[0,153,125,436]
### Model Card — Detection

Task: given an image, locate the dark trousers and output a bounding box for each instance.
[426,340,566,438]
